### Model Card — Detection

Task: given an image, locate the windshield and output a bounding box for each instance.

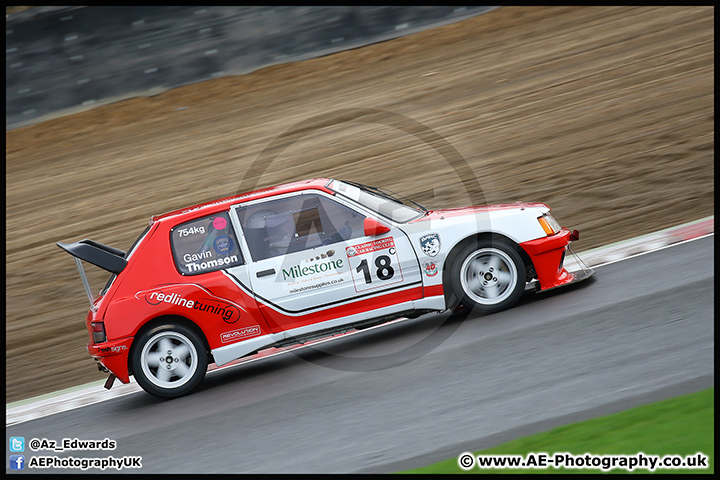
[327,180,426,223]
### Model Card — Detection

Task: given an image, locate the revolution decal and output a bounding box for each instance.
[220,325,261,343]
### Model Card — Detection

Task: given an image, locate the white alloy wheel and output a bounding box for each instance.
[449,240,526,315]
[131,324,208,398]
[140,331,198,389]
[460,248,518,305]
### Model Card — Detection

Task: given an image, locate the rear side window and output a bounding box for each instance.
[171,212,243,275]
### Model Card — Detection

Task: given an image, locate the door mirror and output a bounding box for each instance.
[363,218,391,236]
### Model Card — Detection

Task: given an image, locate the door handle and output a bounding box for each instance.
[256,268,275,278]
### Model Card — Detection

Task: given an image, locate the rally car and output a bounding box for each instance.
[57,178,593,399]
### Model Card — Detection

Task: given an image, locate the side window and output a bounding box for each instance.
[237,194,365,262]
[171,212,244,275]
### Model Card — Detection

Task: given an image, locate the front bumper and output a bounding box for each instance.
[87,337,133,384]
[520,228,595,291]
[537,264,595,292]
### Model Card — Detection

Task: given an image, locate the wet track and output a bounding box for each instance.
[6,236,713,473]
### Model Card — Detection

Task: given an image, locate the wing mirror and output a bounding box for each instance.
[363,218,391,236]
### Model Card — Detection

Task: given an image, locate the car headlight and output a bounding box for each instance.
[537,213,562,235]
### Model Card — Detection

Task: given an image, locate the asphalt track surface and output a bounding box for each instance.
[6,236,713,474]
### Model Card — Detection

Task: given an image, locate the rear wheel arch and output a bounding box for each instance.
[128,315,213,376]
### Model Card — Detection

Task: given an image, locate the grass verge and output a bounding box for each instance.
[402,388,713,474]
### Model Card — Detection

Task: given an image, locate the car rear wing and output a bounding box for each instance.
[56,239,127,306]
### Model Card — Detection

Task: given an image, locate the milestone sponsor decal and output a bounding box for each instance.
[304,249,335,263]
[419,233,441,257]
[221,325,261,343]
[282,258,344,281]
[289,277,344,294]
[135,285,245,323]
[282,250,347,294]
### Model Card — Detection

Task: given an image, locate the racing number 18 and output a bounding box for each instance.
[347,238,403,293]
[356,255,395,284]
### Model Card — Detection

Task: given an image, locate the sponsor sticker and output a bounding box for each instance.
[346,236,403,293]
[423,260,439,277]
[136,286,245,323]
[347,237,396,256]
[96,344,128,354]
[305,249,336,263]
[281,258,345,281]
[213,235,233,254]
[419,233,441,257]
[221,325,261,343]
[213,216,227,230]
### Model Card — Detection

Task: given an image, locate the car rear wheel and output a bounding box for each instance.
[450,240,526,315]
[131,324,208,399]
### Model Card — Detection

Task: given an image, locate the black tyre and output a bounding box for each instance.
[131,324,208,399]
[449,240,526,315]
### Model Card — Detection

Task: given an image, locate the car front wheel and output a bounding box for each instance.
[131,324,208,399]
[450,240,526,315]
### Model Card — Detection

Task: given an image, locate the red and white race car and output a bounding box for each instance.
[58,178,593,398]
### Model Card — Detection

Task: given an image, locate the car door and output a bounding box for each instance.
[226,191,423,334]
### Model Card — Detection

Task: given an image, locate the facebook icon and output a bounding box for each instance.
[10,455,25,470]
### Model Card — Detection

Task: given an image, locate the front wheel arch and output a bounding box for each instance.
[442,233,530,312]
